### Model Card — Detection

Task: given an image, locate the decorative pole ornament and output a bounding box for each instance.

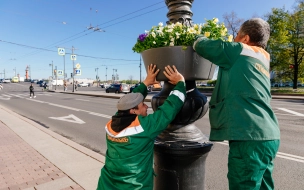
[165,0,194,26]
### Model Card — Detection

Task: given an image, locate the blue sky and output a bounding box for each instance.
[0,0,296,81]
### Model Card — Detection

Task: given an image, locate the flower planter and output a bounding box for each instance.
[141,46,216,81]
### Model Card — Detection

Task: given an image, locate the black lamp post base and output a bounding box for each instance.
[154,140,213,190]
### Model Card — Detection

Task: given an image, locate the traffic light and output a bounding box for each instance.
[54,69,57,75]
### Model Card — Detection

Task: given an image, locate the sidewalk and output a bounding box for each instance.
[0,105,105,190]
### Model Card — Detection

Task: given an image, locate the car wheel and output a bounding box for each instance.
[106,90,109,93]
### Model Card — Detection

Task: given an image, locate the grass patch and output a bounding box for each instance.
[271,87,304,94]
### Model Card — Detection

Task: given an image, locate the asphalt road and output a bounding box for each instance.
[0,82,304,190]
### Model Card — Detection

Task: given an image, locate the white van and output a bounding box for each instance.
[51,80,63,86]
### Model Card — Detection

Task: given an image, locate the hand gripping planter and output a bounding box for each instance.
[141,46,216,81]
[141,46,214,190]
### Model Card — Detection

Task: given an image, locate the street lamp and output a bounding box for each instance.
[112,69,117,83]
[13,67,16,77]
[95,67,99,87]
[100,65,108,84]
[49,61,54,80]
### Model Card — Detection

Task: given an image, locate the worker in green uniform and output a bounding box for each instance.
[193,18,280,190]
[97,64,186,190]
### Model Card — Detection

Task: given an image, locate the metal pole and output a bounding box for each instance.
[4,69,5,79]
[140,56,142,83]
[152,1,213,189]
[29,65,31,81]
[106,66,107,82]
[55,66,57,90]
[72,46,75,92]
[95,67,99,87]
[52,61,54,80]
[63,55,66,82]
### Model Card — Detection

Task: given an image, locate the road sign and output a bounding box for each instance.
[71,55,77,61]
[57,70,63,76]
[75,63,81,69]
[58,48,65,56]
[75,69,81,75]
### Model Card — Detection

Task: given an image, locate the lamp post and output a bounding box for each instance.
[13,67,16,77]
[49,61,54,90]
[95,67,99,87]
[139,56,142,83]
[101,65,108,84]
[49,61,53,80]
[112,69,117,83]
[146,1,213,189]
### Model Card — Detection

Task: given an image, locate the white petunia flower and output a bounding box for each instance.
[153,41,156,44]
[158,22,163,27]
[151,32,156,38]
[170,42,174,46]
[187,27,196,34]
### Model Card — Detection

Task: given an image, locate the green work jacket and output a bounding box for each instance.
[193,38,280,141]
[97,81,186,190]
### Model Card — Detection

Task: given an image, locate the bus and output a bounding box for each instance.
[11,77,19,83]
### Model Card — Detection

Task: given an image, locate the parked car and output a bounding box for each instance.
[129,83,140,93]
[3,78,11,83]
[151,83,162,91]
[106,84,129,94]
[100,83,110,88]
[39,82,46,87]
[78,83,89,87]
[37,80,44,85]
[130,83,152,93]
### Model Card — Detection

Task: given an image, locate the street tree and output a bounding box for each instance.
[222,11,244,38]
[266,1,304,89]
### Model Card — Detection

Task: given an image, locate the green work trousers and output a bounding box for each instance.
[228,140,280,190]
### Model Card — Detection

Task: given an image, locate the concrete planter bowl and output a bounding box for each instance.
[141,46,216,81]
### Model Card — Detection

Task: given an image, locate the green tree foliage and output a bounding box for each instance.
[266,1,304,89]
[120,80,139,84]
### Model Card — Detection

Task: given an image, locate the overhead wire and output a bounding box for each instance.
[2,1,165,63]
[0,39,138,62]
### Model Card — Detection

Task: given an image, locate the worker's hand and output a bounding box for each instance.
[163,65,185,85]
[143,64,160,86]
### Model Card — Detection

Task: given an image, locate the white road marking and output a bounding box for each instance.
[48,103,80,111]
[49,114,85,124]
[6,93,24,98]
[277,108,304,116]
[2,94,11,97]
[216,141,304,163]
[27,98,45,103]
[0,97,10,100]
[89,112,111,118]
[75,99,90,102]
